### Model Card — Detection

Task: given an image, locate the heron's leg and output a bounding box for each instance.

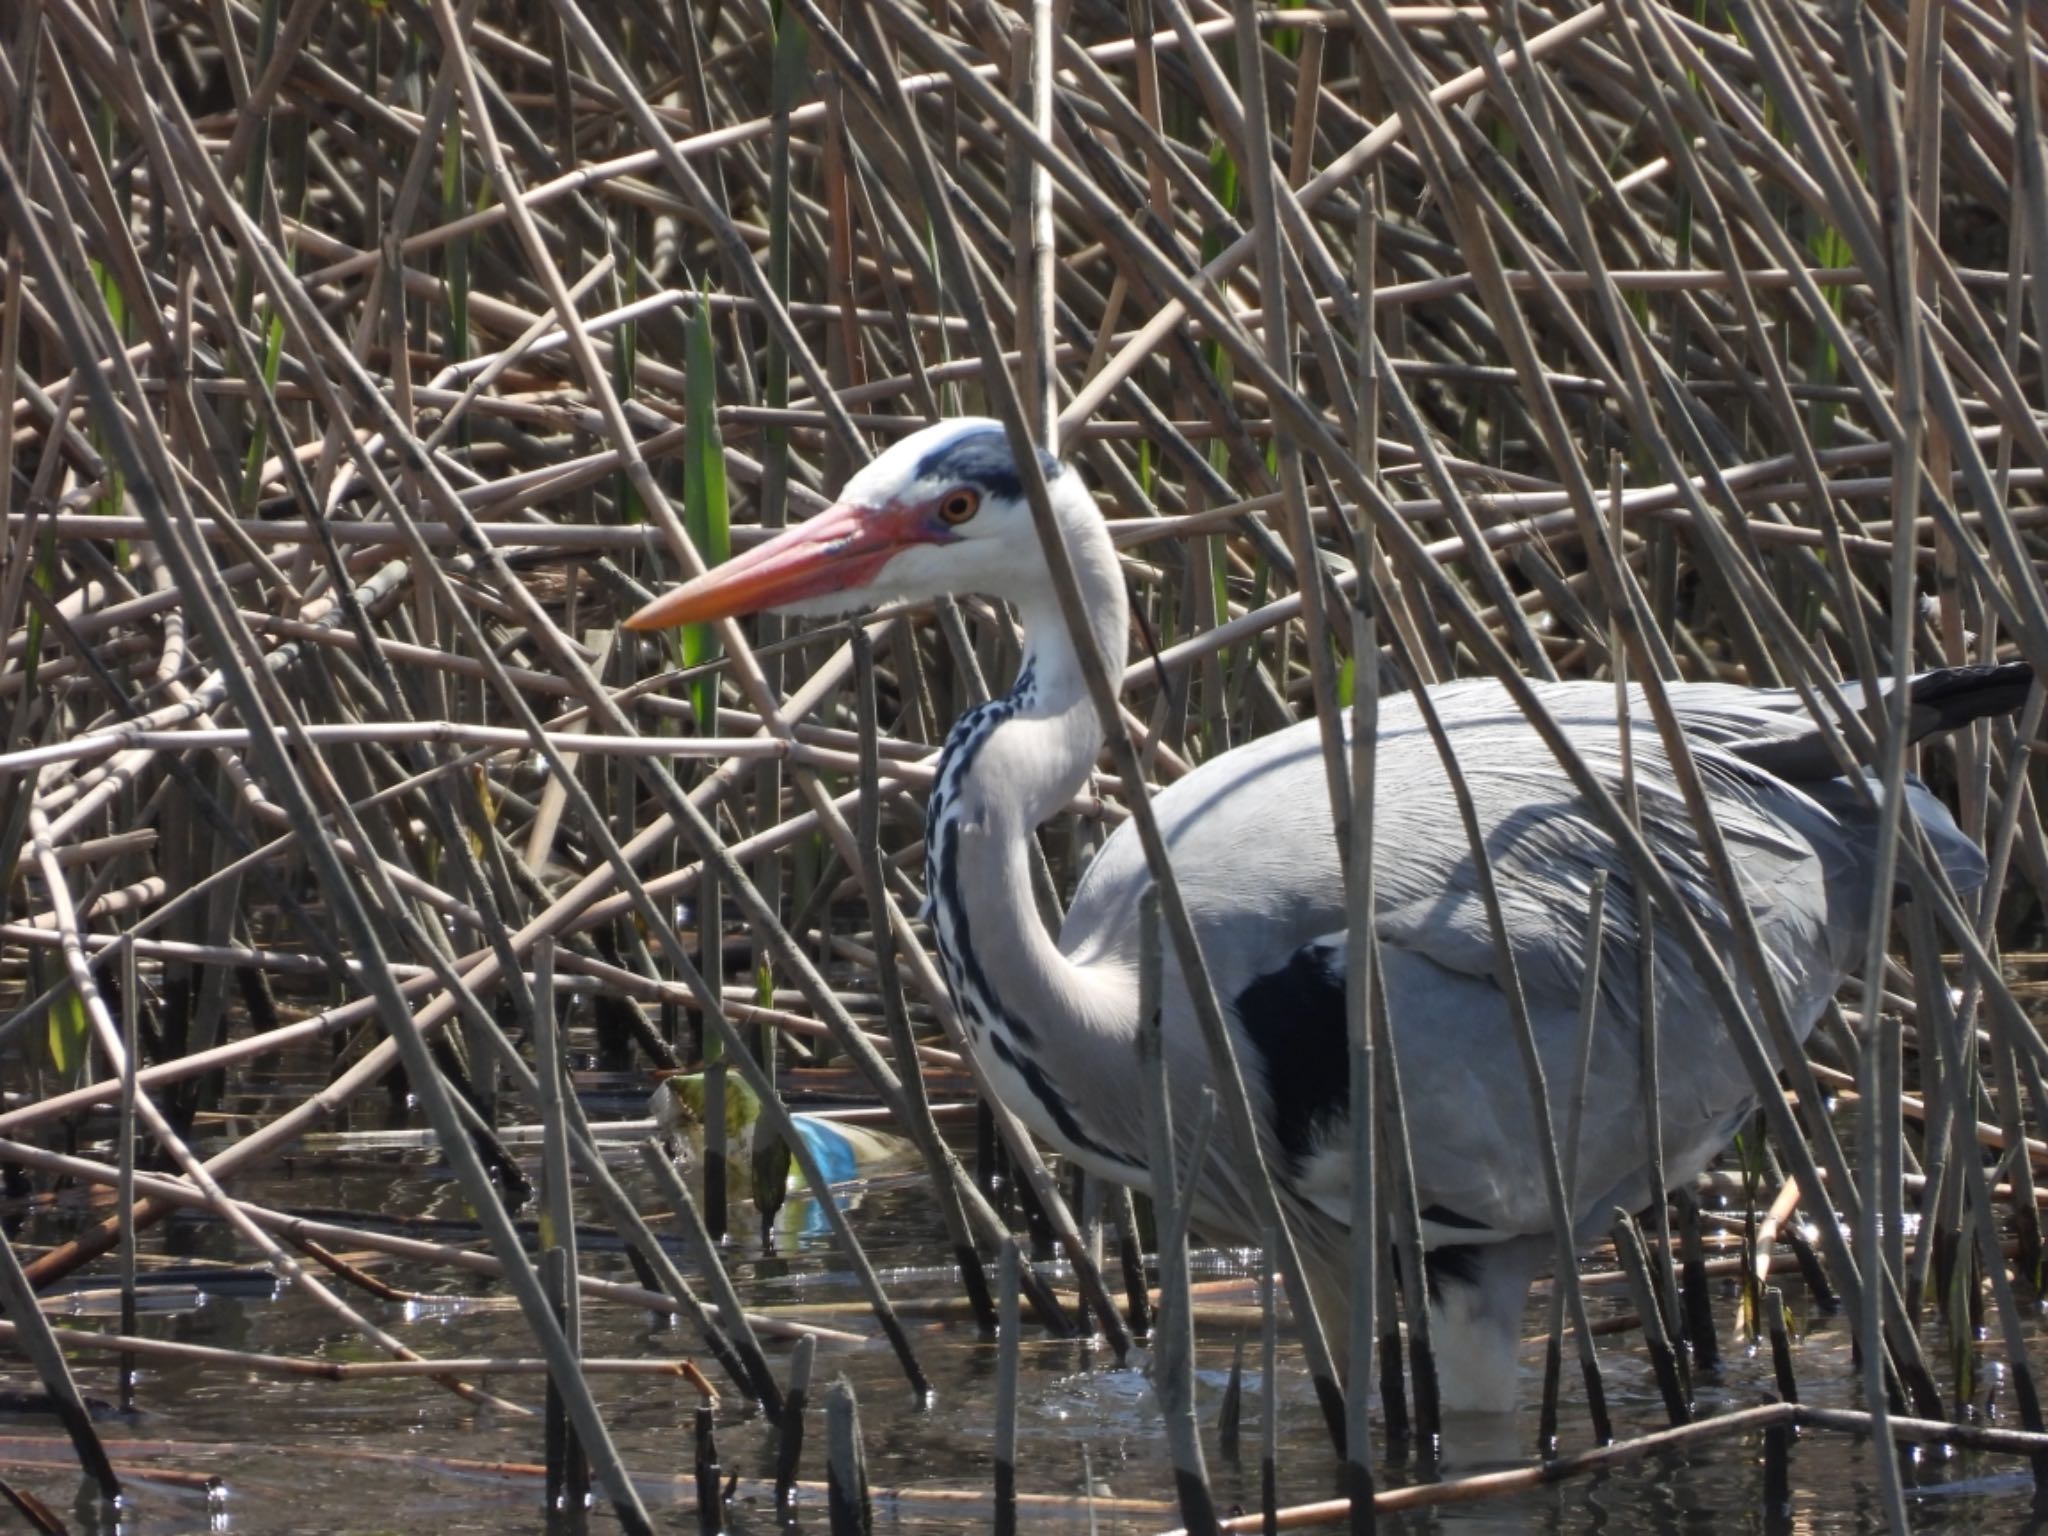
[1424,1233,1548,1415]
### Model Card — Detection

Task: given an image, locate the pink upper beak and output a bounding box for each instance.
[624,501,930,630]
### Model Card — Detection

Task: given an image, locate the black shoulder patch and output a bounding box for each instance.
[1235,943,1349,1178]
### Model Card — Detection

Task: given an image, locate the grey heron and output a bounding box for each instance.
[627,417,2028,1413]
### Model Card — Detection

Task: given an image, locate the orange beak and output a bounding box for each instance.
[624,501,935,630]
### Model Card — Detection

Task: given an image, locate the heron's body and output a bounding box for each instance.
[630,418,2027,1414]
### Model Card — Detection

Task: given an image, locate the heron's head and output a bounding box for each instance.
[625,417,1089,631]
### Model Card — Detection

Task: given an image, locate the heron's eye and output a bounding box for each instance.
[937,487,980,526]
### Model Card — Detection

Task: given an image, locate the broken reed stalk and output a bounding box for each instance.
[1368,976,1439,1450]
[824,1376,871,1536]
[116,940,137,1415]
[1138,888,1220,1536]
[1857,995,1910,1528]
[535,937,590,1522]
[1765,1288,1798,1406]
[1343,563,1379,1532]
[1371,1241,1408,1449]
[1261,1231,1280,1536]
[1114,1185,1155,1341]
[1671,1189,1720,1371]
[541,1246,589,1530]
[1609,1212,1689,1427]
[773,1333,816,1528]
[1220,1337,1245,1463]
[695,1406,724,1533]
[1847,23,1927,1521]
[701,868,729,1247]
[1543,870,1608,1451]
[994,1238,1021,1536]
[1762,1420,1792,1531]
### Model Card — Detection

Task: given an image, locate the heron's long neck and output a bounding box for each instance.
[925,517,1140,1171]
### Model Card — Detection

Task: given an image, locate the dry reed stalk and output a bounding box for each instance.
[1,0,2045,1519]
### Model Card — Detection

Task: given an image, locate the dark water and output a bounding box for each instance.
[5,1084,2046,1534]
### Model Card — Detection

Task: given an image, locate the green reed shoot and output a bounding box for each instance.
[682,289,732,735]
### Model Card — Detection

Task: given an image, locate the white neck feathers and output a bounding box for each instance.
[922,504,1142,1172]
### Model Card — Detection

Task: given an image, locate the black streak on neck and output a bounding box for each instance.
[923,658,1134,1169]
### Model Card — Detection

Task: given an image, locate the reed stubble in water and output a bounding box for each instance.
[824,1377,871,1536]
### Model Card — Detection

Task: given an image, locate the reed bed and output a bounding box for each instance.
[2,0,2047,1530]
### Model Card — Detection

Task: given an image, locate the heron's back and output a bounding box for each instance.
[1060,676,1986,1242]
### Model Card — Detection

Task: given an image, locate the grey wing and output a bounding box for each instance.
[1231,928,1646,1246]
[1359,689,1877,1239]
[1231,850,1812,1251]
[1064,676,1983,1247]
[1061,714,1343,997]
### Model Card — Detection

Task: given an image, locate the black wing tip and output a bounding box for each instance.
[1909,660,2034,736]
[1728,661,2034,783]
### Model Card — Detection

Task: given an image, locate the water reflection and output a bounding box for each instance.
[4,1119,2045,1533]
